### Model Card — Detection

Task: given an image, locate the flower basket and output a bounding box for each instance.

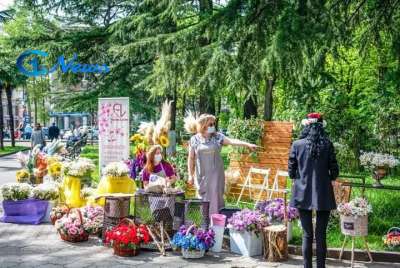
[181,248,205,259]
[57,208,89,243]
[340,215,368,237]
[50,205,69,225]
[383,227,400,249]
[229,229,262,257]
[113,242,140,257]
[105,218,150,257]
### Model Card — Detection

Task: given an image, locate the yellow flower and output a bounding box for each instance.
[130,133,143,143]
[48,162,62,177]
[159,135,169,147]
[16,169,30,183]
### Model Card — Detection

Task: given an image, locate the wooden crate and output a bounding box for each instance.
[226,121,293,201]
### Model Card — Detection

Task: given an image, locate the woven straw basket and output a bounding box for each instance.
[340,215,368,237]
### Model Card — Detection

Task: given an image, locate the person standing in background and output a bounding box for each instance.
[31,123,46,149]
[48,123,60,141]
[24,124,32,140]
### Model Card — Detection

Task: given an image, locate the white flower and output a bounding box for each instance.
[31,182,59,200]
[103,162,129,177]
[65,158,96,177]
[337,197,372,217]
[360,151,399,170]
[0,183,32,201]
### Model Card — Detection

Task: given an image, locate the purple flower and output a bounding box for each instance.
[255,198,299,222]
[227,209,268,233]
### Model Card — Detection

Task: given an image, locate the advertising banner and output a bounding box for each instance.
[98,98,129,173]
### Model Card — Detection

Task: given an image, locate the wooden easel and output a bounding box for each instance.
[339,235,373,267]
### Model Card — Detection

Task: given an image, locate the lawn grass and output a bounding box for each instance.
[80,143,400,252]
[0,145,29,156]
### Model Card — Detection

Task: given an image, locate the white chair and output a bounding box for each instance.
[268,170,289,200]
[236,167,271,206]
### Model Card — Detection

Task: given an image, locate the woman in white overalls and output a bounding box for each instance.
[185,114,258,216]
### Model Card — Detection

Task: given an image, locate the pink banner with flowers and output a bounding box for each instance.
[98,98,129,172]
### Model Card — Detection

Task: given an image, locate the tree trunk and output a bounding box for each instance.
[34,97,38,125]
[0,84,4,149]
[199,91,215,115]
[5,84,15,147]
[243,94,257,119]
[264,76,275,121]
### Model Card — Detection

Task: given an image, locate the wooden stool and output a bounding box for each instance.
[263,224,288,262]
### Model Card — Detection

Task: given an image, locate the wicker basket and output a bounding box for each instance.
[59,208,89,243]
[180,225,206,259]
[384,227,400,249]
[113,243,140,257]
[340,215,368,236]
[110,218,141,257]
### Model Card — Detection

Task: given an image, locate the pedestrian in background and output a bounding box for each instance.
[24,124,32,140]
[48,122,60,141]
[31,123,46,149]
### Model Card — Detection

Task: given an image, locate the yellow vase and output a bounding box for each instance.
[94,175,137,206]
[62,175,86,208]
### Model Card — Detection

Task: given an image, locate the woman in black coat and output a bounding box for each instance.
[288,113,339,268]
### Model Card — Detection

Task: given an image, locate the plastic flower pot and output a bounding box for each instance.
[229,229,262,257]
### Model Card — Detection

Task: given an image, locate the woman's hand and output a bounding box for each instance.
[247,143,259,152]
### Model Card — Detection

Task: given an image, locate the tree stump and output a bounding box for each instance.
[262,225,288,262]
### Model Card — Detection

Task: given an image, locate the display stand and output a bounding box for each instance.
[339,235,373,267]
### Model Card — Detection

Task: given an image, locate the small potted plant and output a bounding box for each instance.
[227,209,268,257]
[31,182,60,223]
[337,197,372,237]
[105,218,150,257]
[50,205,69,225]
[172,225,215,258]
[360,152,399,187]
[255,198,299,241]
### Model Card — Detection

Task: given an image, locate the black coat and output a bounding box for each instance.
[288,138,339,211]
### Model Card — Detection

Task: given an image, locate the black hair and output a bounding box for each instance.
[300,123,329,159]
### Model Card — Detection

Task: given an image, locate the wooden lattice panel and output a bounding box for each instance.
[227,121,293,201]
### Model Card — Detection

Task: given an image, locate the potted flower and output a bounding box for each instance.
[55,208,89,242]
[256,198,299,241]
[172,225,215,258]
[105,218,150,257]
[31,182,60,223]
[0,183,49,224]
[16,169,30,183]
[337,197,372,237]
[227,209,268,256]
[62,158,96,208]
[80,205,104,236]
[360,152,399,187]
[50,205,69,225]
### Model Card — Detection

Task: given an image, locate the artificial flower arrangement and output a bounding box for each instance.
[31,182,60,201]
[383,228,400,248]
[360,152,399,170]
[80,205,104,236]
[172,225,215,259]
[103,161,130,177]
[50,205,69,225]
[337,197,372,217]
[0,183,32,201]
[227,209,268,234]
[55,208,89,243]
[105,218,150,257]
[256,198,299,223]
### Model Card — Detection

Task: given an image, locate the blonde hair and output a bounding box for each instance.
[184,111,216,134]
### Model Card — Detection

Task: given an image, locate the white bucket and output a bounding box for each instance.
[211,225,225,252]
[42,200,56,223]
[229,229,262,257]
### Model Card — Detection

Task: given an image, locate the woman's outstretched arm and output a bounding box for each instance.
[222,136,258,151]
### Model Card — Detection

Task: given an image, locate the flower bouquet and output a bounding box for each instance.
[55,208,89,242]
[172,225,215,259]
[227,209,268,256]
[256,198,299,242]
[1,183,32,201]
[337,197,372,236]
[383,227,400,249]
[105,218,150,257]
[16,169,30,183]
[80,205,104,236]
[50,205,69,225]
[103,162,130,178]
